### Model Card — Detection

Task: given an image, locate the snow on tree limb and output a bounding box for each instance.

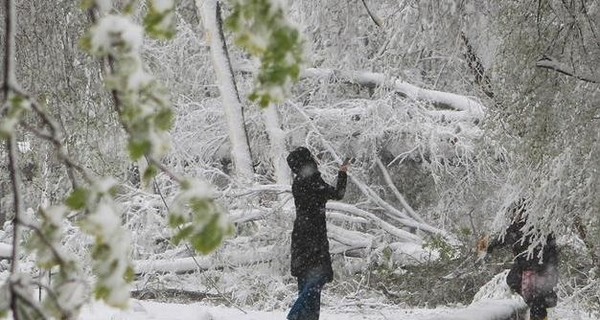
[536,55,600,84]
[261,105,291,185]
[199,0,254,181]
[135,246,275,274]
[375,157,427,224]
[327,202,423,243]
[300,68,486,117]
[328,224,374,249]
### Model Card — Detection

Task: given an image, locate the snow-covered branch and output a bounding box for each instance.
[199,0,254,181]
[135,245,276,274]
[375,157,426,224]
[327,202,422,243]
[262,105,291,185]
[536,55,600,84]
[300,68,486,117]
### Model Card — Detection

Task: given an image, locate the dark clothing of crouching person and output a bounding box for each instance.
[286,147,348,320]
[487,202,559,320]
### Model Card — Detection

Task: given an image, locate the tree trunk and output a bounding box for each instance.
[262,105,291,185]
[197,0,254,181]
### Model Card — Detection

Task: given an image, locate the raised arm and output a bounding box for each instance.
[314,170,347,201]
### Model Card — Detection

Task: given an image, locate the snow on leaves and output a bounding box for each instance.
[144,0,177,40]
[226,0,303,107]
[169,180,234,254]
[77,0,232,307]
[81,5,173,166]
[75,178,134,308]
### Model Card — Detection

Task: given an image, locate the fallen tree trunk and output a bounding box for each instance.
[131,289,218,301]
[135,245,275,275]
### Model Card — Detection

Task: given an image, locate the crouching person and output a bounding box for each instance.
[482,200,559,320]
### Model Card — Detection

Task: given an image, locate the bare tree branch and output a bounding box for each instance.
[3,1,24,318]
[360,0,382,27]
[536,55,600,84]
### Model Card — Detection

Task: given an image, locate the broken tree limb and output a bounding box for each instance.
[300,68,485,117]
[328,224,373,249]
[327,202,423,243]
[233,62,486,116]
[135,245,276,274]
[134,241,372,275]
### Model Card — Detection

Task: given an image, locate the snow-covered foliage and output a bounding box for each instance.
[1,0,599,318]
[485,0,600,285]
[83,11,173,163]
[226,0,303,107]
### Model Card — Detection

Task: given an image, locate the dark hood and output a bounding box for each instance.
[287,147,317,175]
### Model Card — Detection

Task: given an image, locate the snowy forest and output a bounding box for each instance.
[0,0,599,319]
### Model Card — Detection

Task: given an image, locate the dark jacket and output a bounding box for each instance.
[488,218,558,272]
[290,170,347,281]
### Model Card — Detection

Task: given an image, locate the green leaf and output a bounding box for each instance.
[142,165,158,182]
[168,214,186,228]
[9,95,25,109]
[226,0,303,108]
[92,243,111,260]
[172,225,193,244]
[190,215,225,254]
[124,266,136,282]
[65,188,89,210]
[128,139,151,160]
[80,0,95,10]
[143,5,176,40]
[79,34,93,53]
[95,285,110,300]
[154,108,173,131]
[190,198,211,219]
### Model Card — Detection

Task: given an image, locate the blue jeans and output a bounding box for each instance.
[287,271,327,320]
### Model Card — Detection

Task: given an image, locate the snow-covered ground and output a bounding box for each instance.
[80,299,596,320]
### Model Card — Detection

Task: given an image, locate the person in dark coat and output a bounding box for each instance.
[286,147,348,320]
[485,200,559,320]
